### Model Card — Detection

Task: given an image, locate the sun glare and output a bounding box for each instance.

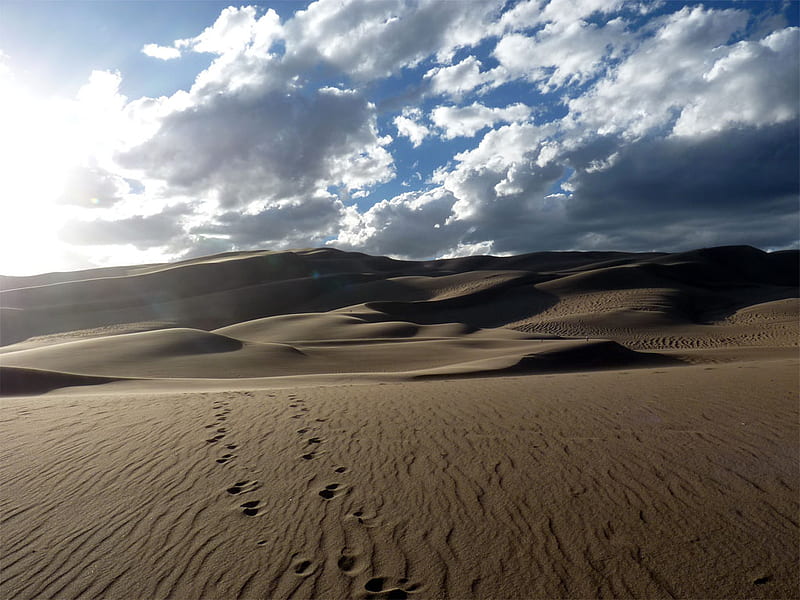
[0,71,127,276]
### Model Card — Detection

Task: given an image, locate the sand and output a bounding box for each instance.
[0,246,797,599]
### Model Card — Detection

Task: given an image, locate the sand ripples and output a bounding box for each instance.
[2,362,796,599]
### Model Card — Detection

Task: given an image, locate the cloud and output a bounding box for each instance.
[26,0,797,271]
[193,193,344,249]
[334,188,467,258]
[119,80,393,210]
[431,103,533,139]
[284,0,504,81]
[57,165,129,207]
[672,27,799,136]
[565,121,800,223]
[176,5,282,57]
[394,108,430,147]
[424,56,492,98]
[493,17,629,92]
[141,43,181,60]
[60,204,189,249]
[329,2,798,260]
[565,5,753,138]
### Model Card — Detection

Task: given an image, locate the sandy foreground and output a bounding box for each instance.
[0,246,798,599]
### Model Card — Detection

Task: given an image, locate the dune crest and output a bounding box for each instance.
[1,245,796,389]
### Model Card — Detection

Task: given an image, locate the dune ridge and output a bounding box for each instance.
[1,245,795,389]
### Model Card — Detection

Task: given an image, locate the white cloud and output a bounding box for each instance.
[672,27,799,136]
[334,188,465,258]
[439,240,498,259]
[431,102,533,139]
[539,0,625,25]
[566,5,751,139]
[178,6,278,56]
[424,56,492,98]
[284,0,503,81]
[394,108,430,147]
[141,43,181,60]
[493,17,629,92]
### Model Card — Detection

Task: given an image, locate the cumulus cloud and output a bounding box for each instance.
[565,5,753,138]
[119,70,393,210]
[284,0,504,80]
[334,188,466,258]
[332,3,797,259]
[672,27,799,136]
[141,43,181,60]
[424,56,492,98]
[394,108,430,147]
[493,17,629,92]
[176,5,282,57]
[193,193,345,249]
[431,103,533,139]
[33,0,799,269]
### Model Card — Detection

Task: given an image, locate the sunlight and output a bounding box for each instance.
[0,83,73,275]
[0,71,126,275]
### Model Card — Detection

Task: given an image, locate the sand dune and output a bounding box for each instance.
[0,245,797,599]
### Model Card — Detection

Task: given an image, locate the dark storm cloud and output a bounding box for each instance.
[567,121,799,222]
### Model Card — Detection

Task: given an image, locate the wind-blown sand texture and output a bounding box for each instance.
[1,246,797,599]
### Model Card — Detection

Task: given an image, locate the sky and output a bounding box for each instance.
[0,0,798,275]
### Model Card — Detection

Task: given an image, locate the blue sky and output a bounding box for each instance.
[0,0,797,274]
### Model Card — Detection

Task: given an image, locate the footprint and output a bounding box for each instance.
[216,453,236,464]
[206,434,225,443]
[334,466,348,474]
[225,444,237,450]
[301,453,316,461]
[297,428,310,434]
[315,418,327,422]
[227,480,259,495]
[337,551,366,576]
[256,540,268,547]
[307,437,323,445]
[363,577,420,598]
[240,500,260,516]
[216,427,227,433]
[319,483,347,500]
[294,560,313,575]
[350,510,382,528]
[204,424,218,429]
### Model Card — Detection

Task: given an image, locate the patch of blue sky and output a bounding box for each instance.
[357,134,477,211]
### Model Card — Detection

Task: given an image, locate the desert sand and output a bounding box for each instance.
[0,245,797,599]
